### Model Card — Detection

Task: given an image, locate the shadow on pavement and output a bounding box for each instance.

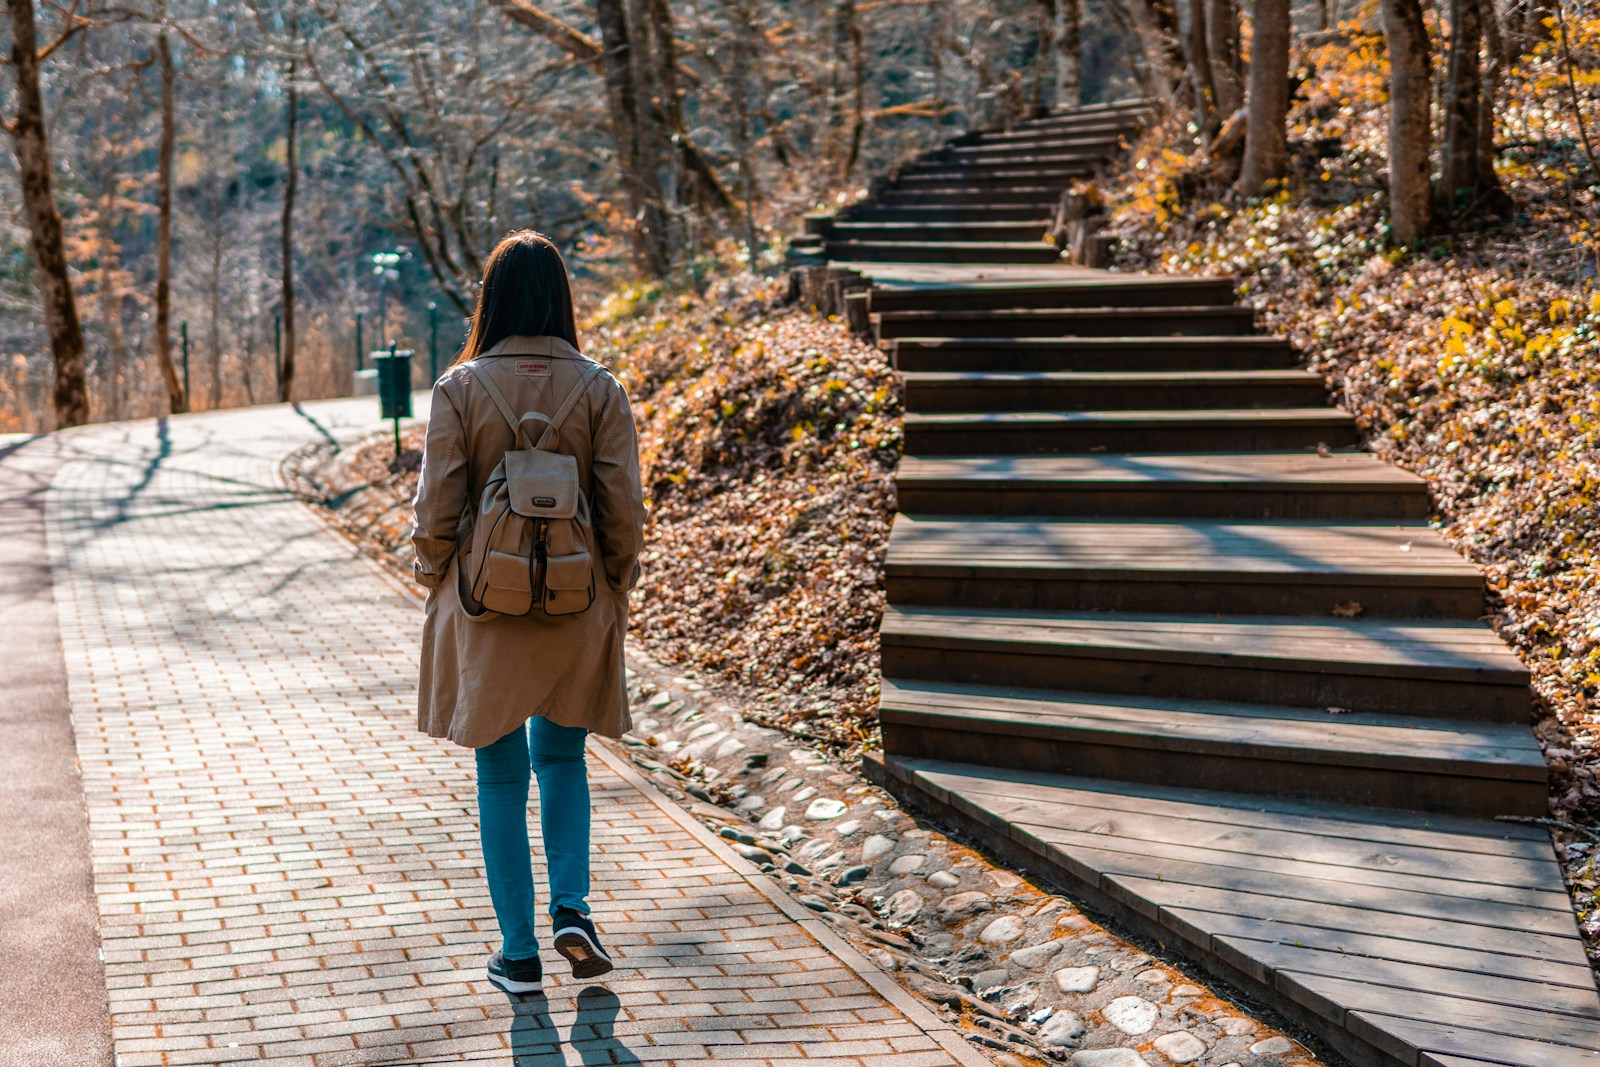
[570,986,642,1065]
[503,985,643,1066]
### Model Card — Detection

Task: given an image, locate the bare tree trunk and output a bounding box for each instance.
[1237,0,1291,193]
[728,0,763,263]
[1122,0,1189,107]
[97,157,126,420]
[641,0,687,259]
[1437,0,1484,213]
[208,239,222,408]
[1103,0,1162,103]
[1055,0,1083,108]
[594,0,669,274]
[1477,0,1509,194]
[279,40,299,403]
[155,30,188,414]
[1207,0,1242,114]
[3,0,89,428]
[1185,0,1219,131]
[830,0,865,177]
[1381,0,1434,243]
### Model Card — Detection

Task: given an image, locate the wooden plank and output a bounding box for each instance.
[938,773,1560,887]
[955,800,1575,933]
[1131,879,1587,963]
[877,305,1249,322]
[1211,935,1600,1020]
[1420,1049,1580,1067]
[1277,974,1600,1053]
[883,606,1527,683]
[905,408,1350,426]
[1172,909,1595,990]
[1405,1031,1600,1067]
[897,451,1427,486]
[886,517,1477,578]
[900,369,1321,385]
[883,680,1538,768]
[900,756,1554,851]
[884,698,1540,771]
[1024,824,1562,912]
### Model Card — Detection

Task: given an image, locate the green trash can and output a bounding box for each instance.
[373,345,414,420]
[373,345,414,456]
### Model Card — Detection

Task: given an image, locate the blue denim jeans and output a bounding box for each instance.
[475,716,591,959]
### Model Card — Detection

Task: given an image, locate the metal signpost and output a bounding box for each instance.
[428,302,438,383]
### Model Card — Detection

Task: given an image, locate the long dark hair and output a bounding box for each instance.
[457,230,579,364]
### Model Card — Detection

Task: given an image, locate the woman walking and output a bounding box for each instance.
[410,231,645,995]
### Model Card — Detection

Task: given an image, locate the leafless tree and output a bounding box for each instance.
[2,0,90,426]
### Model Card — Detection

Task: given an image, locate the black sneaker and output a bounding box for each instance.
[486,949,543,994]
[552,907,614,980]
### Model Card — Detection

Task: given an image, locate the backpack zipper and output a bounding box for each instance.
[534,519,549,606]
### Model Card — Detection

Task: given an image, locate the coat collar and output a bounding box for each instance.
[479,335,586,360]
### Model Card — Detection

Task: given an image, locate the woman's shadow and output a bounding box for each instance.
[506,986,643,1066]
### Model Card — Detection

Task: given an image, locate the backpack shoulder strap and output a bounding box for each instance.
[459,362,521,438]
[533,362,605,450]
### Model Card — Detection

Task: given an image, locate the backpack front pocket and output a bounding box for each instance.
[481,548,536,616]
[541,549,595,616]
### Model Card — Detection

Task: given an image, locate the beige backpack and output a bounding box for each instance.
[458,360,603,618]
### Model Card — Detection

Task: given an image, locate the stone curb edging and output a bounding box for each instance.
[588,738,995,1067]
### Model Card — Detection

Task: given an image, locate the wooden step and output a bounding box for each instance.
[902,159,1103,179]
[873,306,1256,338]
[838,205,1053,224]
[824,221,1050,243]
[973,123,1138,147]
[949,134,1133,158]
[880,606,1531,721]
[866,756,1597,1067]
[944,145,1126,166]
[991,113,1148,139]
[903,408,1358,454]
[890,336,1296,372]
[892,171,1090,190]
[902,369,1330,412]
[868,276,1239,312]
[1017,105,1152,130]
[876,188,1063,207]
[877,678,1546,816]
[896,447,1433,518]
[894,452,1433,519]
[823,240,1061,265]
[884,515,1486,616]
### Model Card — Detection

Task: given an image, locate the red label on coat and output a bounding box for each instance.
[513,359,551,377]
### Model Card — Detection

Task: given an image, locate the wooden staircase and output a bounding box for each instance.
[796,101,1600,1066]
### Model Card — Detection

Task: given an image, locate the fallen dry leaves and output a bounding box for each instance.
[591,276,903,756]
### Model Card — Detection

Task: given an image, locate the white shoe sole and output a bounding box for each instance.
[487,969,543,994]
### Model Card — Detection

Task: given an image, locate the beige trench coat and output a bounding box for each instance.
[411,335,645,747]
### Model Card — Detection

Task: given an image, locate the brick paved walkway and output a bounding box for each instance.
[40,399,987,1067]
